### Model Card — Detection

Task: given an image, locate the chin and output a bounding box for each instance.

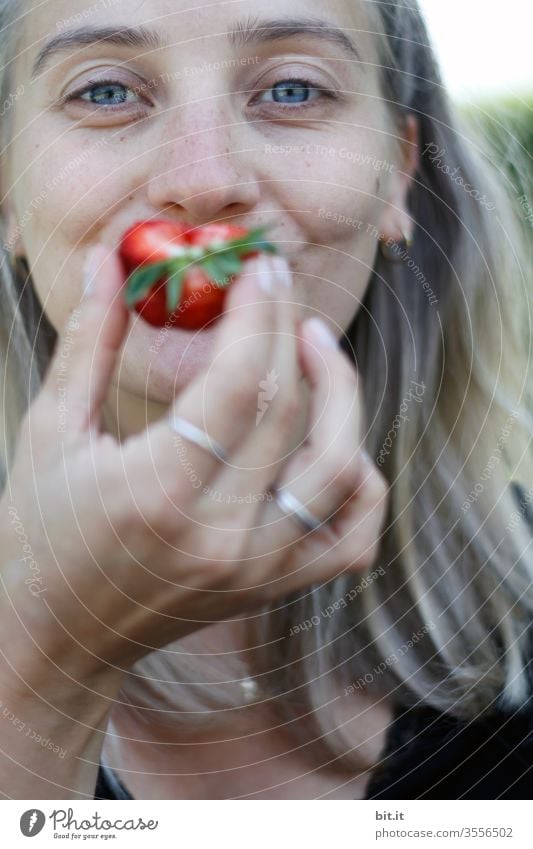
[124,312,221,399]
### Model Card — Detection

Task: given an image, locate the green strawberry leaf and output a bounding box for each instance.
[125,260,173,306]
[166,266,186,313]
[199,226,276,259]
[195,227,278,287]
[199,255,232,284]
[218,226,277,256]
[208,252,243,278]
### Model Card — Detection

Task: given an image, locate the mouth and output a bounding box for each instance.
[118,219,280,332]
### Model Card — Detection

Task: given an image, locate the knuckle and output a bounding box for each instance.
[225,371,264,419]
[121,441,198,533]
[197,535,234,568]
[140,467,191,530]
[195,532,246,581]
[109,459,169,536]
[197,560,234,592]
[123,488,175,538]
[327,452,361,492]
[272,388,301,436]
[335,350,359,387]
[362,462,389,505]
[357,543,381,572]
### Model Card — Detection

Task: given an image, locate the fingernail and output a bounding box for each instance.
[305,317,338,349]
[357,448,374,486]
[360,448,373,468]
[82,246,105,300]
[257,254,275,294]
[271,254,292,288]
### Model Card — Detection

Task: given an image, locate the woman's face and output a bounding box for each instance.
[5,0,416,406]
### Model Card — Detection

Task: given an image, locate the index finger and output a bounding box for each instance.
[135,254,288,493]
[41,244,129,440]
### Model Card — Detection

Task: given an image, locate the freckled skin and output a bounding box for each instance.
[4,0,417,428]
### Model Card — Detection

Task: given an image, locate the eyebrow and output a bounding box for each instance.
[228,14,363,62]
[31,15,363,80]
[31,24,167,79]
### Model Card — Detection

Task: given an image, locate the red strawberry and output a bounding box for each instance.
[120,220,277,330]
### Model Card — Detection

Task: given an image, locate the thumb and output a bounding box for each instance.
[43,244,129,438]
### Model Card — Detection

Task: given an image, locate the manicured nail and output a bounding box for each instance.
[82,246,105,300]
[306,317,338,349]
[360,448,374,468]
[256,254,275,294]
[271,254,292,288]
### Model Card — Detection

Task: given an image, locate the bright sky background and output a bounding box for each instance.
[417,0,533,101]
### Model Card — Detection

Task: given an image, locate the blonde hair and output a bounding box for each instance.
[1,0,532,774]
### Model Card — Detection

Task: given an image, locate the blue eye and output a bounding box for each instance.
[272,80,312,103]
[255,77,337,109]
[63,75,338,112]
[63,78,144,109]
[77,82,137,106]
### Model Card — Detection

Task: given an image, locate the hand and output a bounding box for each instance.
[0,244,388,679]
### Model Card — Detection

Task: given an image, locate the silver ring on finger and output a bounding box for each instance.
[166,413,228,462]
[272,486,324,533]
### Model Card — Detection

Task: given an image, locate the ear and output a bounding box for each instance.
[377,114,419,242]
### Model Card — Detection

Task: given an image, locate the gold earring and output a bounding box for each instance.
[379,230,413,261]
[401,229,413,249]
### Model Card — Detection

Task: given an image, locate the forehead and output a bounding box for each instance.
[29,0,369,30]
[18,0,377,79]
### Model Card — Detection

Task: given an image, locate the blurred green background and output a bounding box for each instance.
[467,95,533,204]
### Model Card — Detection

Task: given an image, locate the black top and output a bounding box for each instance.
[94,482,533,800]
[95,759,134,800]
[364,698,533,798]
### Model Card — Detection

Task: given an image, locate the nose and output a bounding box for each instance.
[146,105,261,224]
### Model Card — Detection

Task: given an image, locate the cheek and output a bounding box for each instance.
[301,167,383,253]
[12,140,132,330]
[15,175,90,332]
[23,143,128,248]
[264,142,390,328]
[265,134,390,239]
